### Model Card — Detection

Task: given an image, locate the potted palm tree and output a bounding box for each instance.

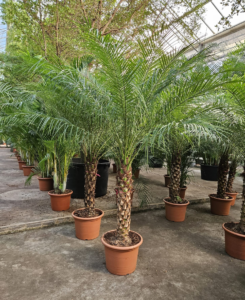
[45,138,77,211]
[83,29,227,275]
[221,74,245,259]
[164,141,190,222]
[226,158,239,206]
[209,149,233,215]
[9,54,112,237]
[25,141,54,191]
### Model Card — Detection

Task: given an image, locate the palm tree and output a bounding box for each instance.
[0,53,113,214]
[82,31,234,245]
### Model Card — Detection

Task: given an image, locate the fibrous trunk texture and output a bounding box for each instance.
[84,157,98,217]
[240,164,245,233]
[115,160,133,244]
[217,152,229,199]
[170,151,181,203]
[226,160,237,193]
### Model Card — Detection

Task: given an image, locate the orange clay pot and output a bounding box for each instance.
[112,163,117,173]
[134,169,140,179]
[22,165,34,176]
[72,208,104,240]
[225,192,239,206]
[17,155,21,161]
[209,194,233,216]
[13,148,17,153]
[223,223,245,260]
[179,186,187,199]
[164,198,189,222]
[38,177,54,191]
[48,190,73,211]
[18,161,26,170]
[101,230,143,276]
[164,175,171,187]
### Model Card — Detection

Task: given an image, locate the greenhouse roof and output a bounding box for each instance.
[0,0,244,52]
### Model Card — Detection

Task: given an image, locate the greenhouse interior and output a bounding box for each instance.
[0,0,245,299]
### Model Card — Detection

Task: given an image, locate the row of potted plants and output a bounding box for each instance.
[1,32,245,275]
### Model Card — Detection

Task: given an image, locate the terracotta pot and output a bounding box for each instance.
[48,190,73,211]
[72,208,104,240]
[134,169,140,179]
[225,192,238,206]
[164,175,171,187]
[223,223,245,260]
[38,177,54,191]
[209,194,233,216]
[179,186,187,199]
[22,165,34,176]
[13,148,17,153]
[101,230,143,275]
[17,155,21,162]
[164,198,189,222]
[112,163,117,173]
[18,161,26,170]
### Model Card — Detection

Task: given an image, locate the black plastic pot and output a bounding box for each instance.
[149,157,163,168]
[201,164,219,181]
[67,158,110,199]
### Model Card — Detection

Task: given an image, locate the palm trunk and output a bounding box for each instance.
[84,157,98,216]
[170,151,181,202]
[53,156,58,193]
[240,164,245,232]
[115,160,133,243]
[226,160,237,193]
[217,152,229,199]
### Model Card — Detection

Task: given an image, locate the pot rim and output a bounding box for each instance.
[222,222,245,239]
[48,190,73,197]
[164,174,170,177]
[72,208,104,221]
[38,177,53,181]
[101,230,143,251]
[225,192,239,196]
[209,194,233,202]
[22,165,34,168]
[18,161,26,163]
[179,186,187,190]
[164,198,189,206]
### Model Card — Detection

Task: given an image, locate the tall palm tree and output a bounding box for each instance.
[81,31,234,245]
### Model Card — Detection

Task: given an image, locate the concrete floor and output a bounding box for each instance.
[0,202,244,300]
[0,147,243,231]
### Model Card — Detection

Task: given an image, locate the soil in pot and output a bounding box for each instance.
[209,194,233,216]
[134,169,140,179]
[72,208,104,240]
[101,230,143,275]
[164,175,171,187]
[179,186,187,199]
[23,165,34,176]
[164,198,189,222]
[38,177,54,191]
[18,161,26,170]
[112,163,117,173]
[223,222,245,260]
[48,189,73,211]
[225,192,238,206]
